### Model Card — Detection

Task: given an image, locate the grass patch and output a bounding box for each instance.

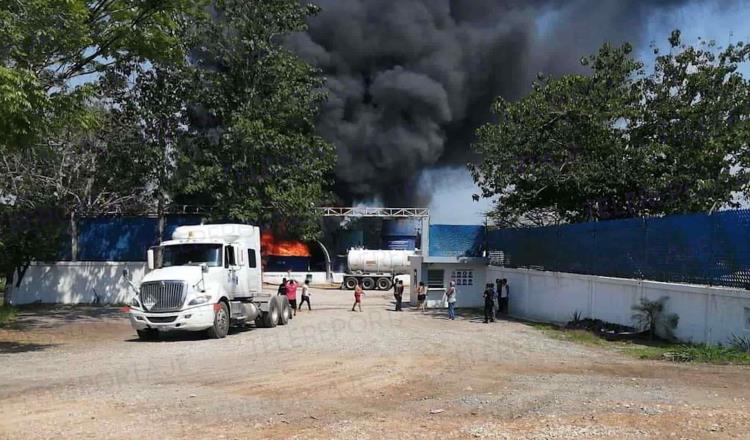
[528,322,750,365]
[0,304,18,327]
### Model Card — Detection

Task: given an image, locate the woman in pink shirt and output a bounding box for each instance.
[285,279,299,316]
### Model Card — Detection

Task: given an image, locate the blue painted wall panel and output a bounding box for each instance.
[429,224,485,257]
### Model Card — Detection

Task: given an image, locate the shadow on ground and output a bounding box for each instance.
[6,305,125,331]
[0,341,59,354]
[419,307,514,324]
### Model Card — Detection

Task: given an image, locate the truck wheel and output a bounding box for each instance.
[376,277,392,290]
[362,277,375,290]
[278,297,290,326]
[137,329,159,341]
[263,297,280,328]
[207,302,230,339]
[344,277,358,290]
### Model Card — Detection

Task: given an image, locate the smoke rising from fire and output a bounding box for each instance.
[286,0,712,206]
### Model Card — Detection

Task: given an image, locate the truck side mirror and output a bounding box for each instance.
[200,263,208,273]
[147,249,155,270]
[122,268,130,279]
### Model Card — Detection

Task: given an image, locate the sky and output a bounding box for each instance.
[429,1,750,225]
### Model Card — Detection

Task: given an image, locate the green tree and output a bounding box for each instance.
[173,1,336,239]
[471,31,750,226]
[0,0,336,286]
[105,65,192,242]
[0,0,202,150]
[0,0,202,276]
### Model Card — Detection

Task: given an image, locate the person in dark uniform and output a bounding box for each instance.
[393,279,404,311]
[483,283,496,323]
[278,278,287,296]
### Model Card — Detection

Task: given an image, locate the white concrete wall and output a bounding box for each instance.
[7,262,147,305]
[8,265,347,305]
[488,266,750,345]
[263,271,344,286]
[264,272,407,288]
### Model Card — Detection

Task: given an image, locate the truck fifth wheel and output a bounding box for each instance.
[122,224,292,340]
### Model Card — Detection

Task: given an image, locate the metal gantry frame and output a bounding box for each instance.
[318,207,431,284]
[319,206,431,258]
[319,207,429,218]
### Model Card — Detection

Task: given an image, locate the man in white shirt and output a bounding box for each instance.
[498,279,509,316]
[442,281,457,320]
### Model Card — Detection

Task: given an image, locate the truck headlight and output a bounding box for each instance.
[130,297,142,309]
[188,295,212,306]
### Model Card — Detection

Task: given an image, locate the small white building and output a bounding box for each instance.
[408,255,489,308]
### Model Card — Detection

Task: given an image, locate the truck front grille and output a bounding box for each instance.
[147,316,177,324]
[140,281,186,312]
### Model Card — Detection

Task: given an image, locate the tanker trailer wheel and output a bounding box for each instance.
[136,329,159,341]
[362,277,375,290]
[207,302,230,339]
[278,297,290,326]
[263,296,280,328]
[344,277,358,290]
[376,277,392,291]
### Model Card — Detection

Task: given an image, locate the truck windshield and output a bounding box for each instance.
[161,244,222,268]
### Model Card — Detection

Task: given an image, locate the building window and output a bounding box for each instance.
[427,269,444,288]
[451,269,473,286]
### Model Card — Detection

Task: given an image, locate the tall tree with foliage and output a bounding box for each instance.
[471,31,750,226]
[0,0,200,150]
[172,1,336,239]
[0,0,202,277]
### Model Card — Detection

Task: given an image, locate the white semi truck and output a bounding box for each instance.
[122,224,293,340]
[343,249,414,290]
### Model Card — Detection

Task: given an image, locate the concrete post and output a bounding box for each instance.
[420,216,430,257]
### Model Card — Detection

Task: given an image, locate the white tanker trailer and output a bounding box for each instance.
[343,249,415,290]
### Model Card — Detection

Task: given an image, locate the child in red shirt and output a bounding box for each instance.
[351,281,364,312]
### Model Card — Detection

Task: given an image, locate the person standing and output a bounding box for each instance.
[393,279,404,311]
[483,283,496,323]
[499,278,510,315]
[494,278,502,317]
[351,281,364,312]
[285,279,299,316]
[416,282,427,312]
[299,280,312,311]
[278,278,287,296]
[442,281,457,320]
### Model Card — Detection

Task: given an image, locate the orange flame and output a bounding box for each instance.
[261,231,311,257]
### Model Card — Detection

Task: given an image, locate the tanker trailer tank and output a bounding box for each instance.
[343,249,415,290]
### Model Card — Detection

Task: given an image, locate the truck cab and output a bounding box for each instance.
[124,224,292,340]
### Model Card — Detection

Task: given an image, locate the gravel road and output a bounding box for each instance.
[1,287,749,439]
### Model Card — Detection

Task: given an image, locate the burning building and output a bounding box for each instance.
[261,231,312,272]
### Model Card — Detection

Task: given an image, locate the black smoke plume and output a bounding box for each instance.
[286,0,704,206]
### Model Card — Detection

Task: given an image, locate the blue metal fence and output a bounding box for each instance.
[486,209,750,289]
[60,211,750,289]
[62,215,203,262]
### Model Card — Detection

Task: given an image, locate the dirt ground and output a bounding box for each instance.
[1,287,749,439]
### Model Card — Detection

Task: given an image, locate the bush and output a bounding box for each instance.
[730,334,750,353]
[632,296,679,340]
[0,304,17,326]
